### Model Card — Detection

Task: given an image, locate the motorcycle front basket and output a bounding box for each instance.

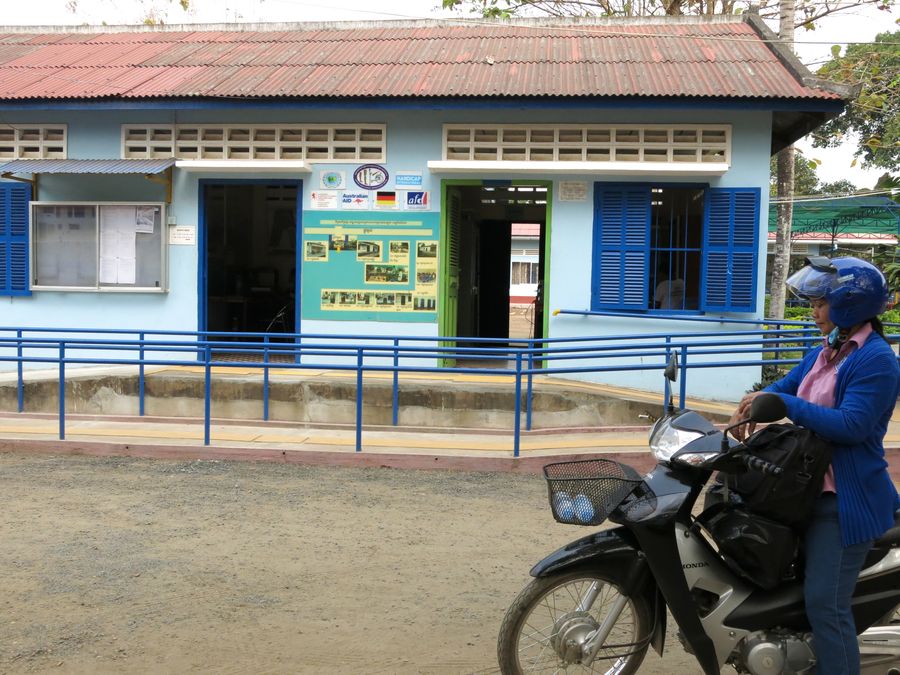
[543,459,643,526]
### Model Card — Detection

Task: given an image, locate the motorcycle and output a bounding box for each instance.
[498,357,900,674]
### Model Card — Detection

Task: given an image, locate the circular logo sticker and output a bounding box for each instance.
[353,164,389,190]
[321,171,344,189]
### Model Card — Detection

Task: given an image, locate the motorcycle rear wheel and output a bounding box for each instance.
[497,568,651,674]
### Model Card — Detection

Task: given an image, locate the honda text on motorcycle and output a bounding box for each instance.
[498,357,900,675]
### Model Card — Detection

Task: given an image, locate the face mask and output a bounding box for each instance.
[827,326,846,349]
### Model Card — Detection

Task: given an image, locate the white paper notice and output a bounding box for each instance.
[99,256,118,284]
[136,206,156,234]
[117,257,136,285]
[99,206,138,284]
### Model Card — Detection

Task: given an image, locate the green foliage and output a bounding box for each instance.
[818,179,858,196]
[769,152,820,197]
[813,31,900,170]
[441,0,896,31]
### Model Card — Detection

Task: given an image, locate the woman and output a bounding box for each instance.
[731,256,900,675]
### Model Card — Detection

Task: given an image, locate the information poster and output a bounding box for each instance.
[302,211,440,322]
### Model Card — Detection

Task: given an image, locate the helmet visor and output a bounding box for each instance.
[785,265,838,300]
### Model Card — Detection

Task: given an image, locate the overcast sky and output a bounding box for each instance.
[1,0,896,188]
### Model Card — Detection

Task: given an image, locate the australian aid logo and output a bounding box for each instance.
[405,191,429,210]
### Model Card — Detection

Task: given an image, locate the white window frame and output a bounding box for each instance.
[121,124,387,162]
[0,124,67,160]
[30,201,168,293]
[431,124,731,175]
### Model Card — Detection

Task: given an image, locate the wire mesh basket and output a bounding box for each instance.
[543,458,644,526]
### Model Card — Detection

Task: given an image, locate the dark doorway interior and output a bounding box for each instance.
[204,183,297,335]
[452,184,547,349]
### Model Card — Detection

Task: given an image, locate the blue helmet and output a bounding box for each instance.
[785,256,889,329]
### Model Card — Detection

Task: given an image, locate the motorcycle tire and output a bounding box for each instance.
[497,567,651,675]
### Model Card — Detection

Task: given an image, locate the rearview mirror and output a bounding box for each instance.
[748,393,787,423]
[664,354,678,382]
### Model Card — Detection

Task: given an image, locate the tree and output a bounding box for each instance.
[812,31,900,170]
[66,0,192,24]
[818,179,858,195]
[441,0,894,30]
[770,153,820,196]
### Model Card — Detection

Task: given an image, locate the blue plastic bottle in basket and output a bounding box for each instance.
[574,494,595,523]
[554,491,575,521]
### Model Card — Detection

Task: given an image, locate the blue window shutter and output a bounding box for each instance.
[591,185,650,310]
[0,182,31,297]
[701,187,760,313]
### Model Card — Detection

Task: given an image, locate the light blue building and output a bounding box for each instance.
[0,17,850,398]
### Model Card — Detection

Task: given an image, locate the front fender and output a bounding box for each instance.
[530,526,667,657]
[530,526,642,579]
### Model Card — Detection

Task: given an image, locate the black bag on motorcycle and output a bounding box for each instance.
[697,503,799,590]
[726,423,832,528]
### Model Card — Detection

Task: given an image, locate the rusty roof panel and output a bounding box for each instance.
[0,19,843,102]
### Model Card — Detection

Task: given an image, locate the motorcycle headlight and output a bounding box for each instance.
[649,418,704,462]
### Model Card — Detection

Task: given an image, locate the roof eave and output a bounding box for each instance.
[743,13,859,101]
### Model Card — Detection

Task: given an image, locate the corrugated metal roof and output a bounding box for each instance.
[0,158,176,174]
[0,18,843,102]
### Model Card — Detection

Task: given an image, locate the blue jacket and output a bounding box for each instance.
[765,332,900,546]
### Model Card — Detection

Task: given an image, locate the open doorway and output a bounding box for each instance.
[202,181,299,336]
[442,183,548,353]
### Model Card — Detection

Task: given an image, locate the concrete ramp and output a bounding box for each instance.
[0,365,735,430]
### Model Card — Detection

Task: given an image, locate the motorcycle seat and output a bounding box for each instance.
[872,511,900,548]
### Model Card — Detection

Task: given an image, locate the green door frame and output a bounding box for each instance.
[437,179,553,366]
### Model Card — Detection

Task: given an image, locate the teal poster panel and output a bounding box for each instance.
[302,211,440,322]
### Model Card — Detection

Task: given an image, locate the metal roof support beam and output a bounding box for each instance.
[1,172,37,200]
[143,166,172,204]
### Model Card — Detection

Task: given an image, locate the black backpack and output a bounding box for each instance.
[725,423,833,528]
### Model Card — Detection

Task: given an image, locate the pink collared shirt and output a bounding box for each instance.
[796,322,873,493]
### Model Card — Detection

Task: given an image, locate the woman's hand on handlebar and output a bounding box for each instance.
[729,391,765,441]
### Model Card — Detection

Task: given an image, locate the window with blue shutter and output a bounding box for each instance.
[0,182,31,297]
[591,185,650,310]
[700,187,760,313]
[590,183,760,314]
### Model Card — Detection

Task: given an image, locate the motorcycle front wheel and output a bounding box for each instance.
[497,568,651,674]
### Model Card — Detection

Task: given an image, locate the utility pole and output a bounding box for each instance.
[769,0,796,320]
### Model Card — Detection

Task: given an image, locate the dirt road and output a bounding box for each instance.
[0,453,703,674]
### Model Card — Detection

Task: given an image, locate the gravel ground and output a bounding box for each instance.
[0,453,706,674]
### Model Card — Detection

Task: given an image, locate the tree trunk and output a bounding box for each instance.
[771,147,794,319]
[769,0,796,321]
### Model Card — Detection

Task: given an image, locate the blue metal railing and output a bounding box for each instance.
[1,322,879,457]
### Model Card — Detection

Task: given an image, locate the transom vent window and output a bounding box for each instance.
[442,125,730,164]
[121,124,386,162]
[592,184,760,313]
[0,125,67,160]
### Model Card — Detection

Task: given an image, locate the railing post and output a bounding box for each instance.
[58,342,65,440]
[356,348,364,452]
[204,344,212,446]
[138,331,146,417]
[679,345,688,410]
[663,335,672,406]
[513,352,523,458]
[263,335,270,422]
[16,329,23,413]
[392,338,399,427]
[526,349,534,432]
